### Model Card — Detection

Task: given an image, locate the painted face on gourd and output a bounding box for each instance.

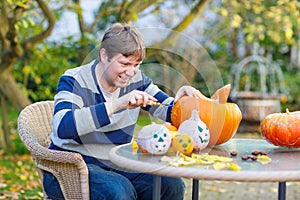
[178,110,210,151]
[172,134,194,155]
[136,123,172,155]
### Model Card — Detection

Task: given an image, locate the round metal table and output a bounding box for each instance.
[109,138,300,200]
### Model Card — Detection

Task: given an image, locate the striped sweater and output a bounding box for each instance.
[49,59,174,166]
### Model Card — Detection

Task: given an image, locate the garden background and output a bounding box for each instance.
[1,0,300,199]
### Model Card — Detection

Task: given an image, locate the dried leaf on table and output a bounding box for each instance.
[257,155,272,164]
[160,153,241,170]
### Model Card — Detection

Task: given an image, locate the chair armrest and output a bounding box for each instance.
[32,147,89,200]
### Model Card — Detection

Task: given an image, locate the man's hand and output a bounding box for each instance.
[174,86,206,102]
[105,90,157,115]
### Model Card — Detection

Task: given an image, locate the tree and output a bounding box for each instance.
[0,0,56,149]
[0,0,55,111]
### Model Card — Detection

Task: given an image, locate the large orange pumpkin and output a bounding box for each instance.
[261,109,300,148]
[171,84,242,146]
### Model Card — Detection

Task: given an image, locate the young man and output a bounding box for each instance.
[44,23,202,199]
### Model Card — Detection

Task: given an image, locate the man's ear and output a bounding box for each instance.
[99,48,108,63]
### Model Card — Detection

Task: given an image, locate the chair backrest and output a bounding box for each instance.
[18,101,54,151]
[18,101,90,200]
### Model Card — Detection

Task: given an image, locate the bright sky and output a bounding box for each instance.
[48,0,102,41]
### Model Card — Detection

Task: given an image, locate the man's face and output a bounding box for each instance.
[102,53,141,91]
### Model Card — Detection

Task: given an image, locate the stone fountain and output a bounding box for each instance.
[229,55,288,132]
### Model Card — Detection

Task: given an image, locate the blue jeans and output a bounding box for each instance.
[43,163,185,200]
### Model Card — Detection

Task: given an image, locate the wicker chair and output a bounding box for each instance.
[18,101,89,200]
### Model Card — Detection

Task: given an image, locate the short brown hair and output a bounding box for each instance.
[100,23,145,62]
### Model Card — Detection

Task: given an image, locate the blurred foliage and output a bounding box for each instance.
[12,39,91,102]
[281,68,300,111]
[201,0,300,111]
[215,0,300,51]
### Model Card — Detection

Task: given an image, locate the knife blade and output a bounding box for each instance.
[147,101,172,107]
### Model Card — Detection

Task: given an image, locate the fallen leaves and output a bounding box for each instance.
[160,150,272,171]
[0,154,43,199]
[257,155,272,165]
[161,153,242,171]
[205,185,227,193]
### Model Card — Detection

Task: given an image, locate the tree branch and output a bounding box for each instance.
[165,0,210,46]
[0,1,27,72]
[6,1,27,57]
[23,0,55,50]
[0,1,10,51]
[87,0,116,33]
[173,0,210,32]
[148,0,211,56]
[117,0,128,20]
[72,0,86,36]
[117,0,162,22]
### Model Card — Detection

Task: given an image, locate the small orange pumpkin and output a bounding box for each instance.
[261,109,300,148]
[164,122,178,138]
[164,122,178,131]
[171,84,242,146]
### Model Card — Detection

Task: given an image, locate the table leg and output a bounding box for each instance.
[153,175,161,200]
[192,179,199,200]
[278,182,286,200]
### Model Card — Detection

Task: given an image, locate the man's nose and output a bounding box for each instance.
[125,66,135,76]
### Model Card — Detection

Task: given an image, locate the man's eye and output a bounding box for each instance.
[120,63,127,67]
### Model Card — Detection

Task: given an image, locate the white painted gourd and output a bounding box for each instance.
[178,110,210,151]
[136,122,172,155]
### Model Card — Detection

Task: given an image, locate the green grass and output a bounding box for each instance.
[134,111,165,136]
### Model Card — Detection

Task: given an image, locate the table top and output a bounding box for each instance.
[109,138,300,182]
